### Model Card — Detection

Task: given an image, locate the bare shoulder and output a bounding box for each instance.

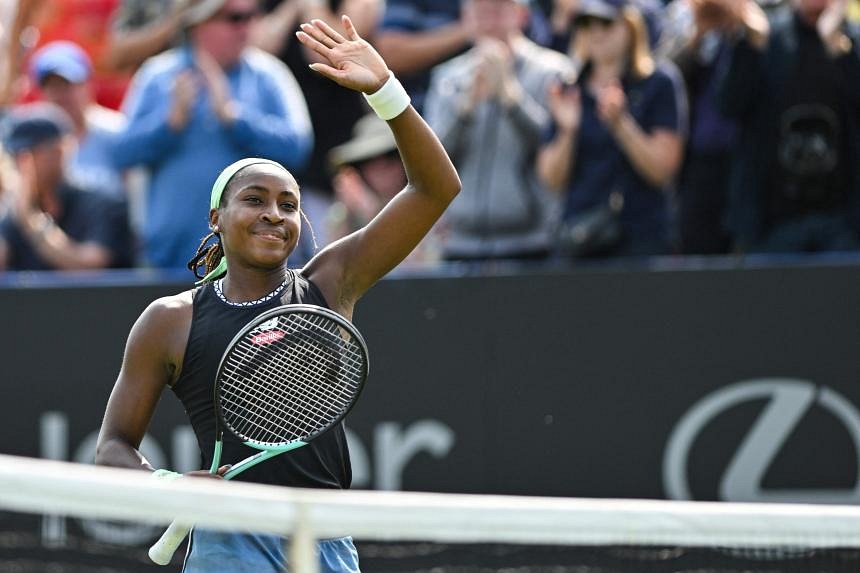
[301,244,355,319]
[140,289,194,330]
[128,289,195,370]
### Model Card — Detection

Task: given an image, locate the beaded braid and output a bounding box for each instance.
[186,210,318,281]
[187,232,224,280]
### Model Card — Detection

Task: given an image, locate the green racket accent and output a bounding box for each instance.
[208,440,224,473]
[223,441,307,480]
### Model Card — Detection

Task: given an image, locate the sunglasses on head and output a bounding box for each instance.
[216,10,257,24]
[575,15,616,28]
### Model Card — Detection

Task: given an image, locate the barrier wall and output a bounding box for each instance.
[2,261,860,568]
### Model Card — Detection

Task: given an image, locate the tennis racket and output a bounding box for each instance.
[148,303,369,565]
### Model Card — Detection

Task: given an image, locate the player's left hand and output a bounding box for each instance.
[296,15,390,94]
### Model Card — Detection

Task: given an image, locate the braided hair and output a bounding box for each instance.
[188,231,224,280]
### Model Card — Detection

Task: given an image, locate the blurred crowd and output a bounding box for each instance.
[0,0,858,273]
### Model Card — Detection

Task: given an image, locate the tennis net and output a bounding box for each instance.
[1,453,859,572]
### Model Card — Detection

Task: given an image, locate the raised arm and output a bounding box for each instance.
[95,296,189,472]
[296,16,460,314]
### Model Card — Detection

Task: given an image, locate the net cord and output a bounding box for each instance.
[6,454,860,566]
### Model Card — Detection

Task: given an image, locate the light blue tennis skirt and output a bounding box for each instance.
[182,528,360,573]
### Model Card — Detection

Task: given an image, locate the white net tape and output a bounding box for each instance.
[3,454,860,572]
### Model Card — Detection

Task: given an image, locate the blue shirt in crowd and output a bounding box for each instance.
[112,45,313,270]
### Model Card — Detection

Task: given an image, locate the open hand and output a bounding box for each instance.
[333,166,381,222]
[817,0,849,54]
[547,80,582,134]
[596,82,627,128]
[194,49,236,124]
[691,0,736,34]
[296,16,390,94]
[13,151,39,221]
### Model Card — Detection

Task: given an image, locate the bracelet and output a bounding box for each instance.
[363,71,411,121]
[151,469,182,482]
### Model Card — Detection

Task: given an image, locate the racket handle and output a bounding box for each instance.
[148,520,192,565]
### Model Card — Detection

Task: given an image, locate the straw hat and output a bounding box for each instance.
[328,114,398,169]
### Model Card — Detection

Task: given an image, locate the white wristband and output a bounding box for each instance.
[363,71,411,121]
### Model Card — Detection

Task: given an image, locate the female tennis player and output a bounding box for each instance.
[95,15,460,573]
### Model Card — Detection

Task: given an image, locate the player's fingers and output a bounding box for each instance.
[299,22,337,49]
[312,18,348,44]
[342,15,360,41]
[296,30,332,59]
[308,62,346,83]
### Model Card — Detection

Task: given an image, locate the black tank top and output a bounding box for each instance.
[171,270,352,489]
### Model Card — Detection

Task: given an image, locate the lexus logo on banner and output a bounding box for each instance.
[663,378,860,503]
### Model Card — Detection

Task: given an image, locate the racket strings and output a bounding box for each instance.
[229,319,359,426]
[222,349,348,442]
[223,349,342,443]
[263,344,353,417]
[219,313,366,445]
[221,371,311,442]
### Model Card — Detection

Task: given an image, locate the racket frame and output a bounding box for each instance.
[210,303,368,478]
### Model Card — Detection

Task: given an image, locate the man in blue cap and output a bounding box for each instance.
[30,40,128,200]
[0,103,133,271]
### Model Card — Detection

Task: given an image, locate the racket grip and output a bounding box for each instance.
[148,520,192,565]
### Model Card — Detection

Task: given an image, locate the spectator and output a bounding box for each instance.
[425,0,573,260]
[30,41,128,199]
[375,0,562,111]
[715,0,860,253]
[252,0,383,258]
[19,0,129,110]
[537,0,686,258]
[658,0,738,254]
[326,112,440,265]
[550,0,666,55]
[112,0,313,270]
[0,103,133,271]
[374,1,472,112]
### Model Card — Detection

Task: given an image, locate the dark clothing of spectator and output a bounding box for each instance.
[717,12,860,251]
[554,62,685,256]
[0,182,134,270]
[378,0,462,112]
[674,37,737,254]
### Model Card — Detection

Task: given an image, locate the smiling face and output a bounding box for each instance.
[210,164,302,271]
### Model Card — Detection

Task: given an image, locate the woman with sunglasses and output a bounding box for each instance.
[537,0,686,258]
